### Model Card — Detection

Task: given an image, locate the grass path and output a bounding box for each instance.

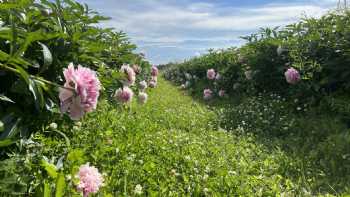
[38,78,323,196]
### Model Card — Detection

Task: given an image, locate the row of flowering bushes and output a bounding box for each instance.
[0,1,159,196]
[0,0,155,145]
[162,10,350,104]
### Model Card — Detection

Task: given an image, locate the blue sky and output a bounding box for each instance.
[76,0,338,65]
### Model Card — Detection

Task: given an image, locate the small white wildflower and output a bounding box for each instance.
[203,174,209,181]
[185,155,191,160]
[49,122,57,130]
[203,188,209,193]
[297,107,302,111]
[170,169,177,176]
[75,122,82,127]
[66,175,72,180]
[228,170,236,175]
[72,126,79,131]
[134,184,143,195]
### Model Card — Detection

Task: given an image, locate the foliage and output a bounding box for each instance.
[0,0,150,146]
[162,10,350,101]
[3,79,346,196]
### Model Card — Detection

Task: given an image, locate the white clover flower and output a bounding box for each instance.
[203,174,209,181]
[75,122,82,127]
[49,122,58,130]
[134,184,143,195]
[72,126,79,131]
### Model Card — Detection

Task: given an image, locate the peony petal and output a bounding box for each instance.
[69,96,85,120]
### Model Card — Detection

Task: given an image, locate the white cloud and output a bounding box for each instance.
[79,0,338,64]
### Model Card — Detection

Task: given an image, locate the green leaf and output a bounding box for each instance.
[14,65,30,84]
[14,30,60,58]
[41,159,58,179]
[0,95,15,103]
[0,121,3,132]
[0,117,21,140]
[0,0,32,9]
[0,139,15,147]
[55,173,66,197]
[43,181,51,197]
[28,78,45,110]
[38,42,53,70]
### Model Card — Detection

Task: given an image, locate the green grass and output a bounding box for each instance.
[19,78,348,196]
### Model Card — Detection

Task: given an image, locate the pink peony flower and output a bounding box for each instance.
[120,64,136,86]
[138,92,148,104]
[149,80,157,88]
[151,66,158,77]
[76,163,104,197]
[59,63,101,120]
[203,89,213,100]
[285,67,301,84]
[218,89,225,97]
[114,87,134,103]
[207,69,216,80]
[139,80,148,91]
[132,64,141,75]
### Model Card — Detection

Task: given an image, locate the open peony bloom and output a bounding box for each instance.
[59,63,101,121]
[114,86,134,103]
[76,163,104,197]
[149,80,157,88]
[207,69,216,80]
[203,89,213,100]
[218,89,225,97]
[120,64,136,86]
[151,66,159,77]
[138,92,148,104]
[285,67,301,84]
[132,64,141,75]
[139,80,148,91]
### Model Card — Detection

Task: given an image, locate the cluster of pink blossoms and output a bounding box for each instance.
[59,63,101,120]
[76,163,104,197]
[149,66,158,88]
[203,68,225,100]
[114,64,151,105]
